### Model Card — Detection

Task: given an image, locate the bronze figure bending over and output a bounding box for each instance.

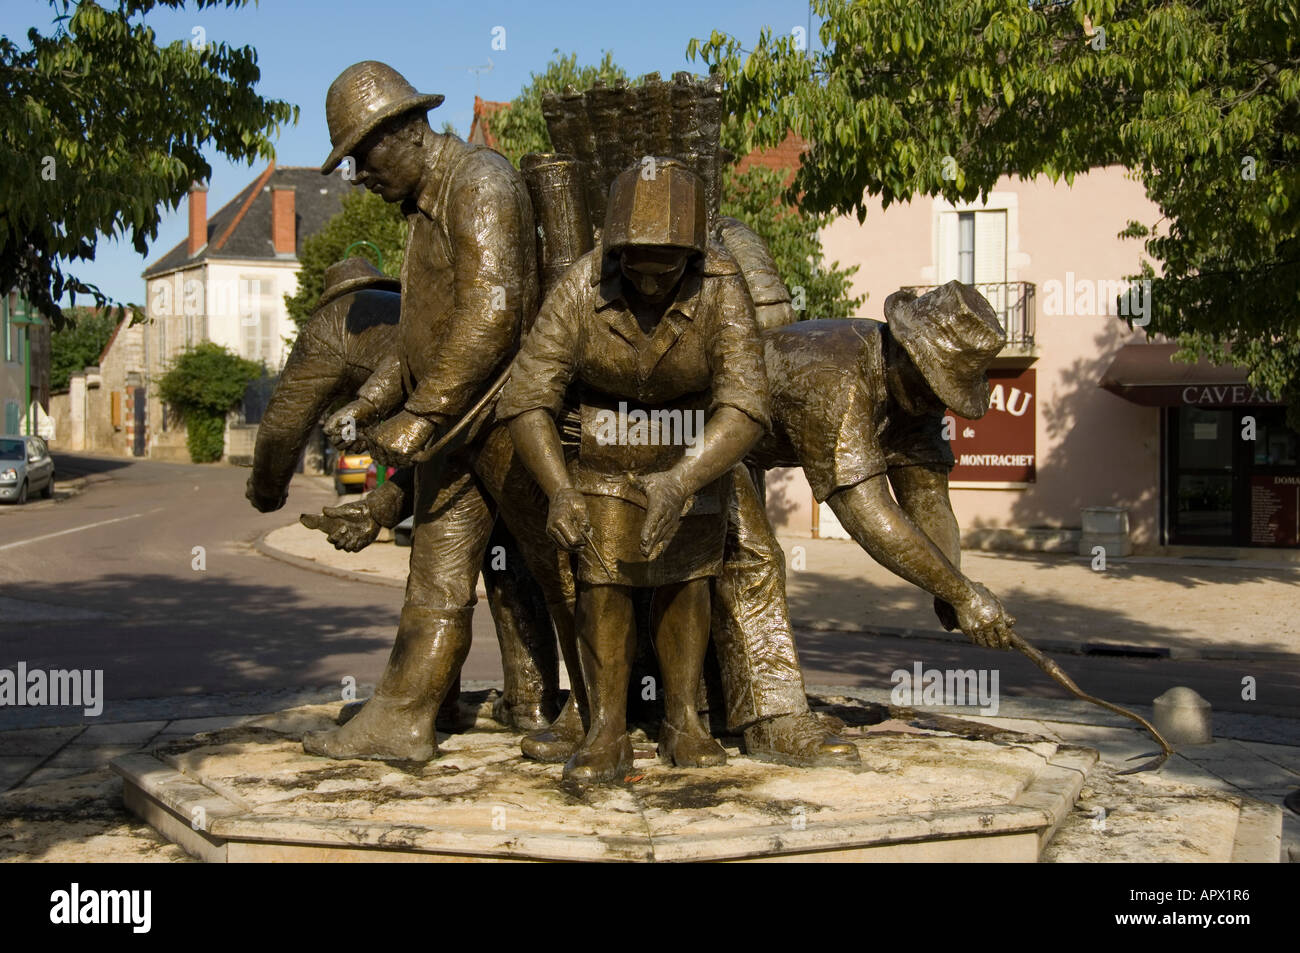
[748,282,1017,648]
[499,160,771,782]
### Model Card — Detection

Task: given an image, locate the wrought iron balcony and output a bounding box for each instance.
[898,281,1036,348]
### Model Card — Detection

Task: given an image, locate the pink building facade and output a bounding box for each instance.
[766,167,1299,555]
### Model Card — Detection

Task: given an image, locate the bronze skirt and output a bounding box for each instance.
[569,394,728,587]
[577,491,727,588]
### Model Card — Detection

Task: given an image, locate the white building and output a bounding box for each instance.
[55,164,361,460]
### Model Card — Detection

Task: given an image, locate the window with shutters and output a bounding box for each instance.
[939,209,1007,285]
[239,275,271,363]
[938,208,1011,327]
[958,213,975,284]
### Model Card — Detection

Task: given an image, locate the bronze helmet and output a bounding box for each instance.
[321,61,444,174]
[601,157,708,260]
[884,281,1005,419]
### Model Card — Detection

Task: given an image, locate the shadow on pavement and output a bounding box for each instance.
[4,572,398,707]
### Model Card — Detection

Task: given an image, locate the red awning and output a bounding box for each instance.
[1099,344,1280,406]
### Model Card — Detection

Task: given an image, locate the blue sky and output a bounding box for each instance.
[5,0,822,306]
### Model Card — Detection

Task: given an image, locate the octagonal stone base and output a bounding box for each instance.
[112,694,1097,863]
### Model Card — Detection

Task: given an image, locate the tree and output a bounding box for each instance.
[721,165,862,318]
[157,341,262,462]
[489,51,862,318]
[1,0,298,330]
[283,189,406,328]
[49,306,118,390]
[689,0,1300,422]
[488,51,627,167]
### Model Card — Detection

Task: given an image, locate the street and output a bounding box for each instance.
[0,453,502,714]
[1,452,1297,725]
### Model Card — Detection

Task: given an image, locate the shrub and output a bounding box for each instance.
[184,409,226,463]
[157,342,264,463]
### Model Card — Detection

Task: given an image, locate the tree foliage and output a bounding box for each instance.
[49,305,118,390]
[283,188,406,329]
[1,0,298,330]
[721,165,862,318]
[157,340,262,462]
[689,0,1300,421]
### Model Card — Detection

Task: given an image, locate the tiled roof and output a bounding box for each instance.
[468,97,509,150]
[142,165,365,277]
[734,133,808,187]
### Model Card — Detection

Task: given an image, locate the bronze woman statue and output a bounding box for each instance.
[498,159,771,782]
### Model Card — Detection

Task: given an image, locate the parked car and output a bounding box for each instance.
[0,435,55,505]
[333,450,372,494]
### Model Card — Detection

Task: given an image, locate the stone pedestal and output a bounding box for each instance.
[113,695,1096,863]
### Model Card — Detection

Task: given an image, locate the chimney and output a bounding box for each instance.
[271,183,296,255]
[187,183,208,257]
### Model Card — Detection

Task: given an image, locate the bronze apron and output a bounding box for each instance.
[569,391,728,587]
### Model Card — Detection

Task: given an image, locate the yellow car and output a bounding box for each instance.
[333,450,372,494]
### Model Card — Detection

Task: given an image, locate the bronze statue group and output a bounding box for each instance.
[247,61,1019,784]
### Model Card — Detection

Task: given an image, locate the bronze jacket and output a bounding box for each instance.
[358,135,538,421]
[498,244,771,435]
[749,318,954,501]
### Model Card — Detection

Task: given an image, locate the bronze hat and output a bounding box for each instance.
[601,157,708,260]
[317,256,401,310]
[884,281,1005,418]
[321,61,444,174]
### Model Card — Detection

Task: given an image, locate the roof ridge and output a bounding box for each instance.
[96,314,127,365]
[212,162,276,252]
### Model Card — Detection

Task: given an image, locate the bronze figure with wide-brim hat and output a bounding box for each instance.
[321,61,444,174]
[884,280,1005,419]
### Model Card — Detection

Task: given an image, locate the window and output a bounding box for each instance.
[940,209,1007,285]
[239,275,272,363]
[957,213,975,284]
[939,208,1010,326]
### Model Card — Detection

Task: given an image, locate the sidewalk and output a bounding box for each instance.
[261,521,1300,659]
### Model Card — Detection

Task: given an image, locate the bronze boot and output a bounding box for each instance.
[520,598,588,762]
[563,732,634,783]
[521,691,586,763]
[743,712,860,768]
[658,717,727,768]
[303,605,473,762]
[484,546,560,733]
